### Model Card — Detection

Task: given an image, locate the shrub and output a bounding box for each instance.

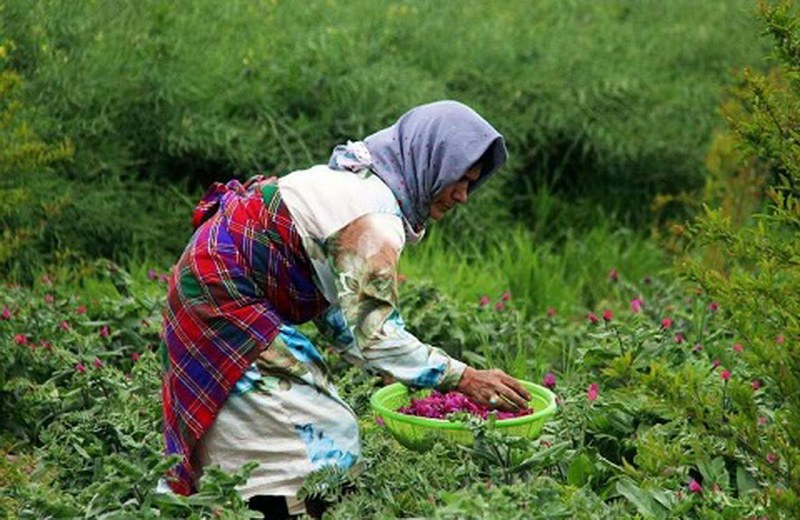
[679,1,800,515]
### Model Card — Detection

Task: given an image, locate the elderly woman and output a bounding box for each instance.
[160,100,531,517]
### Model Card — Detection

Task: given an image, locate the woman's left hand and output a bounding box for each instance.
[455,367,531,411]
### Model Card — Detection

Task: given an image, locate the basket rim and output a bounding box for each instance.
[370,380,557,431]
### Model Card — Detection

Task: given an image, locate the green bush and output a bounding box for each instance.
[680,1,800,515]
[0,0,768,267]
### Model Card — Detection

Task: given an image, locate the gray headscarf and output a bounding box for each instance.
[328,100,508,235]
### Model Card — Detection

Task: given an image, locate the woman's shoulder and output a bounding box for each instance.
[278,165,404,241]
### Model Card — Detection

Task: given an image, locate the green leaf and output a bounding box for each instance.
[736,465,757,495]
[616,478,669,520]
[567,452,594,487]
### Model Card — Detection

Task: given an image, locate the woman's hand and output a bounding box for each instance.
[455,367,532,411]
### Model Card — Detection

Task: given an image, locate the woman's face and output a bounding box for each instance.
[429,164,482,221]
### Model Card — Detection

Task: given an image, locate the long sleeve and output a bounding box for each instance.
[312,213,466,390]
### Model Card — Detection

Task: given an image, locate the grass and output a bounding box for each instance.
[401,220,667,318]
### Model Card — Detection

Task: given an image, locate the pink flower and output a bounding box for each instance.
[75,363,86,373]
[766,452,778,464]
[495,302,506,311]
[751,379,761,391]
[709,301,719,312]
[479,295,490,307]
[542,372,557,389]
[546,307,556,317]
[375,417,385,427]
[40,340,53,351]
[758,416,768,426]
[712,358,721,368]
[59,320,71,331]
[44,294,54,304]
[131,352,141,362]
[76,305,87,315]
[721,369,731,381]
[688,479,702,494]
[732,343,744,353]
[693,343,703,352]
[500,291,511,302]
[587,383,599,402]
[93,358,103,369]
[776,334,785,344]
[1,307,11,320]
[661,317,673,329]
[674,333,685,344]
[148,269,158,281]
[630,298,644,313]
[602,310,613,322]
[14,333,28,346]
[608,269,619,282]
[588,312,599,325]
[99,325,110,338]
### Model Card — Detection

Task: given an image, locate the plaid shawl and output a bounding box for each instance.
[161,176,329,495]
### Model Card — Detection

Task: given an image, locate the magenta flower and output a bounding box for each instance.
[688,479,702,494]
[148,269,158,281]
[758,416,768,426]
[732,343,744,353]
[40,340,53,351]
[766,452,778,464]
[674,333,685,344]
[479,295,490,307]
[776,334,785,345]
[76,305,87,315]
[602,310,613,322]
[500,291,511,302]
[495,302,506,311]
[44,294,54,304]
[1,307,10,320]
[14,333,28,346]
[131,352,141,362]
[661,317,673,329]
[542,372,557,389]
[59,320,71,331]
[588,312,599,325]
[709,301,719,312]
[712,358,721,368]
[751,379,761,391]
[630,298,643,313]
[546,307,556,317]
[721,369,731,381]
[75,363,86,373]
[93,358,103,369]
[608,269,619,282]
[99,325,110,338]
[375,417,385,427]
[587,383,599,402]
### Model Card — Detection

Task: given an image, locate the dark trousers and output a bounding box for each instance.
[247,495,328,520]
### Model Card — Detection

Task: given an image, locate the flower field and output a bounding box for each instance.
[0,260,795,518]
[2,0,799,518]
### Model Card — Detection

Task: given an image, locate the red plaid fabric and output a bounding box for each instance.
[161,177,329,495]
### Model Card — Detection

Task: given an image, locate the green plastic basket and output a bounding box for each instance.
[370,380,557,451]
